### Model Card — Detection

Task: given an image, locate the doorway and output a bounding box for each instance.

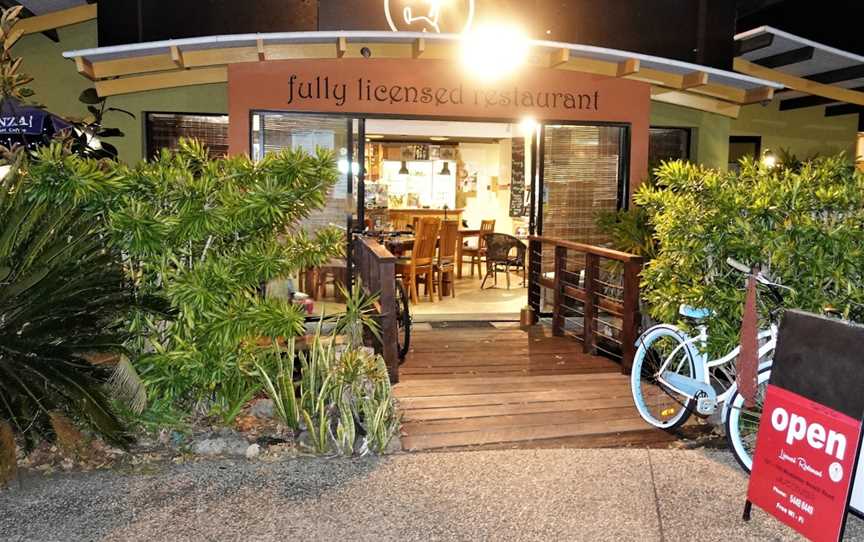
[249,112,630,321]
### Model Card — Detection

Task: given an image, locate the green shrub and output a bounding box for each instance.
[26,139,344,421]
[638,156,864,356]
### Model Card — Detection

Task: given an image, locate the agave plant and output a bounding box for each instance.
[0,148,145,446]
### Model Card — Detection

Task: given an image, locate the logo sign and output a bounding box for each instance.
[746,310,864,542]
[749,385,861,541]
[384,0,475,33]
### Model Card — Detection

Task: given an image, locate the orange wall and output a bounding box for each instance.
[228,58,650,196]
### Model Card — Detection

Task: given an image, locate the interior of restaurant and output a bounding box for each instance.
[258,115,535,321]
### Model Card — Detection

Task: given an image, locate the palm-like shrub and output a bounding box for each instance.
[0,149,138,446]
[638,156,864,356]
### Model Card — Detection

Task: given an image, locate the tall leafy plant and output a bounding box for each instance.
[27,138,345,415]
[637,156,864,355]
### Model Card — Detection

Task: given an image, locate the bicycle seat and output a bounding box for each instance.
[679,304,711,320]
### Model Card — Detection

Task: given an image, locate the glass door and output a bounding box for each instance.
[250,112,363,300]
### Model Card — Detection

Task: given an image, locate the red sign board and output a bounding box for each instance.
[748,384,863,541]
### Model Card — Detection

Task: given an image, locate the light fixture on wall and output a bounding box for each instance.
[761,150,777,169]
[438,161,451,176]
[399,161,409,175]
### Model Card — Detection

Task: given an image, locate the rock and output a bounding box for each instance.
[245,444,260,460]
[0,420,17,487]
[249,399,274,419]
[191,432,249,457]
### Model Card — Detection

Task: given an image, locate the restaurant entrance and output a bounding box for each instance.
[250,111,629,320]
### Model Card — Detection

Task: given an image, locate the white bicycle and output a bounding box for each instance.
[630,258,789,472]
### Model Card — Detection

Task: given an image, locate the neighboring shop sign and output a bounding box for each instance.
[0,111,44,135]
[746,310,864,542]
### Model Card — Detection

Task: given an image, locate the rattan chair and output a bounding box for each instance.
[480,233,527,290]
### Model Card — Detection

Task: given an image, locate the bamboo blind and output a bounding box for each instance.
[145,113,229,158]
[257,112,351,232]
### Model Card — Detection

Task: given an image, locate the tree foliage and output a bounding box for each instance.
[637,156,864,355]
[27,138,345,415]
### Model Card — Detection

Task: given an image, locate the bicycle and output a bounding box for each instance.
[630,257,788,471]
[395,277,411,363]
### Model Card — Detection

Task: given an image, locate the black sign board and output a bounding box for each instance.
[746,310,864,541]
[509,138,526,218]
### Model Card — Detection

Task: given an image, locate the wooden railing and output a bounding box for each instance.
[528,236,643,374]
[352,235,400,382]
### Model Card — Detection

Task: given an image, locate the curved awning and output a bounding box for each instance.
[63,31,782,118]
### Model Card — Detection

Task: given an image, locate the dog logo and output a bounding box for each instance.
[384,0,475,34]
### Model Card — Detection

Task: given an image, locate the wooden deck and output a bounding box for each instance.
[395,324,677,451]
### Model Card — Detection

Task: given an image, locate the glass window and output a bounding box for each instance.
[648,127,691,165]
[145,113,229,158]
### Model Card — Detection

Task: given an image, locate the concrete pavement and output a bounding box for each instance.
[2,448,863,541]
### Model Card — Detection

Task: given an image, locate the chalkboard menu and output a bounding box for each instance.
[509,139,527,217]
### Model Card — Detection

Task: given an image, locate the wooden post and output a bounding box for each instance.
[527,239,542,316]
[620,258,643,374]
[551,245,566,336]
[583,253,599,354]
[379,257,399,383]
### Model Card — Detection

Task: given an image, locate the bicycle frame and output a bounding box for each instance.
[652,322,777,409]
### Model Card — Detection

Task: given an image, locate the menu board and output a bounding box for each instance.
[509,139,527,217]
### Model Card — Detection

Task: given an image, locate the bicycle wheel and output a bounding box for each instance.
[725,365,771,473]
[631,326,696,430]
[395,279,411,363]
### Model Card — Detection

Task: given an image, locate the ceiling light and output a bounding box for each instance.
[438,161,452,176]
[430,136,449,141]
[399,161,410,175]
[461,24,529,82]
[367,134,384,139]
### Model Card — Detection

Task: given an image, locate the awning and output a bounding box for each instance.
[62,31,782,119]
[734,26,864,115]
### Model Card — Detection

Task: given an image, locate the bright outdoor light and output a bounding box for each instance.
[519,117,538,135]
[761,150,777,168]
[461,23,529,82]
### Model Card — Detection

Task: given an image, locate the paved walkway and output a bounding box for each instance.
[2,448,863,541]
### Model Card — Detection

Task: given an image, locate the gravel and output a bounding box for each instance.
[2,448,863,541]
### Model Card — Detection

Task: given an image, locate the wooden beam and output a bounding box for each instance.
[735,57,864,107]
[650,86,741,118]
[548,48,570,68]
[412,38,426,59]
[170,46,184,68]
[336,37,347,58]
[752,46,814,69]
[13,3,96,35]
[681,71,709,89]
[734,33,774,56]
[616,58,640,77]
[94,67,228,97]
[743,86,775,104]
[257,38,266,61]
[74,56,94,80]
[0,1,58,42]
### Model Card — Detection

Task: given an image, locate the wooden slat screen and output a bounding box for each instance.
[145,113,229,158]
[541,125,624,247]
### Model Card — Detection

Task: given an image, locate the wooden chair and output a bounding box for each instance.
[462,219,495,277]
[435,220,459,300]
[312,258,348,301]
[396,217,441,304]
